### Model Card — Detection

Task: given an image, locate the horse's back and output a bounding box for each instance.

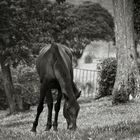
[36,44,56,83]
[36,43,73,84]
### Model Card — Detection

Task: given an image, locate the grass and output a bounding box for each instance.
[1,97,140,139]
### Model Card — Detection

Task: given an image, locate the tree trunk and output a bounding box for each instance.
[112,0,140,104]
[0,60,25,113]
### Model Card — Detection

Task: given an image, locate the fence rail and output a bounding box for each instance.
[73,68,99,97]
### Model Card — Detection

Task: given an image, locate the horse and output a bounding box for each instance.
[31,43,81,132]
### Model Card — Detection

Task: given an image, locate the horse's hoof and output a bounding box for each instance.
[68,126,77,131]
[45,127,51,131]
[45,128,50,131]
[31,128,36,133]
[53,127,58,131]
[45,124,52,131]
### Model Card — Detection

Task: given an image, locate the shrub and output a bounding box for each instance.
[0,70,8,110]
[95,57,117,99]
[14,65,40,106]
[0,87,8,110]
[0,64,40,110]
[85,54,92,63]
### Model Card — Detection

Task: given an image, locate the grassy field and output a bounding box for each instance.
[1,97,140,139]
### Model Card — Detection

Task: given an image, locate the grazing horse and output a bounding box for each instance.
[31,43,81,132]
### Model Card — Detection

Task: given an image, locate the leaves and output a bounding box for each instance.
[96,58,117,99]
[0,0,115,65]
[0,0,31,66]
[72,2,114,42]
[134,0,140,37]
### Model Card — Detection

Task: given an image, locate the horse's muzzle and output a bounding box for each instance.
[68,122,77,130]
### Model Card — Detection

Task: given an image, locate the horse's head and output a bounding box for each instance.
[63,95,80,130]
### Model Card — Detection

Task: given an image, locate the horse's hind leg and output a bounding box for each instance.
[53,90,62,131]
[31,82,46,132]
[45,89,53,131]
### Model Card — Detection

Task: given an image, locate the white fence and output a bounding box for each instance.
[74,68,99,97]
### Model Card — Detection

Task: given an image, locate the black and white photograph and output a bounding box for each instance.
[0,0,140,139]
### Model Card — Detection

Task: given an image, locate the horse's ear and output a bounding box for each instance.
[76,91,81,99]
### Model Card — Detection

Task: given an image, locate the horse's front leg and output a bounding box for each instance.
[53,90,62,131]
[31,82,46,132]
[45,89,53,131]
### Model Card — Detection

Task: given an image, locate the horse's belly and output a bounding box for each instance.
[47,80,60,89]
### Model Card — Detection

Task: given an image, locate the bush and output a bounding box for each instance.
[13,65,40,106]
[95,57,117,99]
[85,54,92,63]
[0,88,8,110]
[0,64,40,110]
[0,70,8,110]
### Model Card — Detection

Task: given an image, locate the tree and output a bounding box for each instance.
[112,0,140,104]
[29,1,114,59]
[0,0,31,113]
[73,1,114,41]
[0,0,115,112]
[0,0,75,113]
[28,1,76,53]
[70,1,114,58]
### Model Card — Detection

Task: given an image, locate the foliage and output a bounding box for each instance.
[0,0,115,110]
[72,2,115,43]
[27,1,76,53]
[0,0,115,60]
[29,1,115,59]
[14,65,40,106]
[96,57,137,100]
[134,0,140,40]
[0,0,75,111]
[113,71,138,104]
[0,0,72,64]
[112,85,130,104]
[0,0,32,67]
[0,65,40,110]
[0,92,7,110]
[12,64,40,106]
[66,1,115,58]
[95,58,117,99]
[0,71,8,109]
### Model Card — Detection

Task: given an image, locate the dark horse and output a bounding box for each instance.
[31,43,81,132]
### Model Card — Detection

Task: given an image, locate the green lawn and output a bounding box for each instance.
[1,97,140,139]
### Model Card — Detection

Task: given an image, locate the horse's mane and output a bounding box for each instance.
[39,44,51,57]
